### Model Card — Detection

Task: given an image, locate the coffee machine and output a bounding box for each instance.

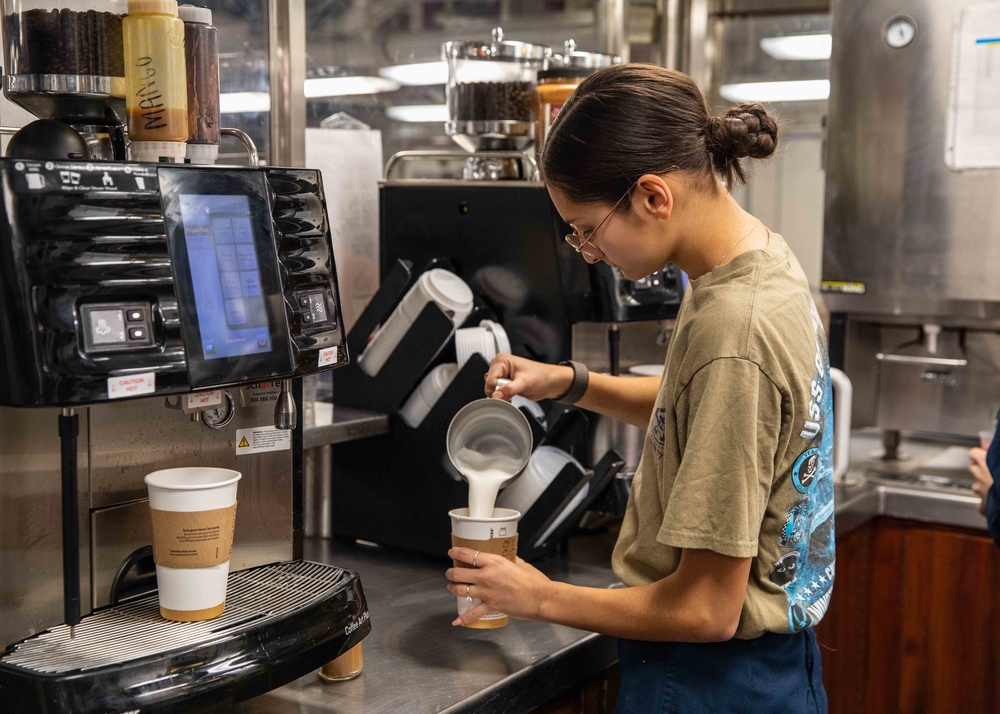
[0,8,369,710]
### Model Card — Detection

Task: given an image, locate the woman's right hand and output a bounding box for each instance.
[485,353,573,402]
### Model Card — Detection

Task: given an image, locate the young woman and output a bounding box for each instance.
[446,64,833,713]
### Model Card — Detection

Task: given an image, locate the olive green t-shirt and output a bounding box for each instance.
[611,232,836,640]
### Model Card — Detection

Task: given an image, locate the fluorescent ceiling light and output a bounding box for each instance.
[760,33,832,61]
[305,76,400,98]
[220,91,270,114]
[379,61,448,86]
[719,79,830,103]
[386,104,449,123]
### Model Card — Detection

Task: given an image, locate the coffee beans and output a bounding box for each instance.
[453,81,534,122]
[5,9,124,77]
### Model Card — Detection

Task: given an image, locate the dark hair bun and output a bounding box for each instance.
[705,103,778,161]
[704,103,778,186]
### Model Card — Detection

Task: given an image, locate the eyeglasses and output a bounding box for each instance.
[565,184,634,261]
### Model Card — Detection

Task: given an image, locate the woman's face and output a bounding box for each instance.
[548,185,672,281]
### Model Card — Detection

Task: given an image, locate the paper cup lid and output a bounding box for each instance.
[480,319,511,354]
[421,269,474,314]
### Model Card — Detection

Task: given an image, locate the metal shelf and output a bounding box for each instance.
[303,403,389,449]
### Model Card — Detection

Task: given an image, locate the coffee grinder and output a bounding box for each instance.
[0,4,370,710]
[2,0,128,159]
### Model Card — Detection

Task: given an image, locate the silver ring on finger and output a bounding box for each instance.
[473,550,480,568]
[465,584,473,602]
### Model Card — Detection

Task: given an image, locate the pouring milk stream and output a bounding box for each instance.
[447,398,532,517]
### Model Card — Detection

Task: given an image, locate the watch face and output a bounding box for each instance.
[885,16,916,48]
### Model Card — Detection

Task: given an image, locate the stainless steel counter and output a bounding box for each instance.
[231,533,622,714]
[231,430,986,713]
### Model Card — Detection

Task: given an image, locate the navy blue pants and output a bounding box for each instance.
[616,629,828,713]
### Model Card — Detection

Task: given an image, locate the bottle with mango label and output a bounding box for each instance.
[123,0,188,143]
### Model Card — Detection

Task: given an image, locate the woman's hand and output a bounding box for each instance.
[484,353,572,401]
[970,447,993,516]
[446,547,553,626]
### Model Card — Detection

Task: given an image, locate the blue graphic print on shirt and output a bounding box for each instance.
[769,303,836,632]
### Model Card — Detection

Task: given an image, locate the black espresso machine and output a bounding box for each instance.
[0,159,370,712]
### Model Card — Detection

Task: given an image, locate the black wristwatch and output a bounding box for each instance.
[555,360,589,405]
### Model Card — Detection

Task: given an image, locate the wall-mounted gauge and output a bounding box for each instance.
[885,16,916,49]
[201,390,235,429]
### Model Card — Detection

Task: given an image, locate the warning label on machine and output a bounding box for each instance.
[235,426,291,455]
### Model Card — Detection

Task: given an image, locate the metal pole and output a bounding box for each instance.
[268,0,306,167]
[603,0,630,63]
[658,0,682,69]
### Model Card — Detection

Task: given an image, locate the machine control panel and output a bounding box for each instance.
[81,303,154,352]
[297,289,333,326]
[0,161,349,406]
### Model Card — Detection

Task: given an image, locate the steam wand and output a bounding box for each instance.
[275,378,296,430]
[58,408,81,638]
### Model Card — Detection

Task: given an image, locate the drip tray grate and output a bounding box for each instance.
[2,560,356,674]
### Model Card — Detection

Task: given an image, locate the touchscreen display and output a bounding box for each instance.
[179,194,272,360]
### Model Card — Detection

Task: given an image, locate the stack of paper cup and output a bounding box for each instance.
[145,467,241,621]
[358,269,474,377]
[455,319,511,367]
[497,446,582,515]
[399,362,459,428]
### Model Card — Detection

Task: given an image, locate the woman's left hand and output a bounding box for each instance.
[446,547,553,626]
[970,447,993,516]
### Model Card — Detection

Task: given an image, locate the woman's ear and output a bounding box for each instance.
[634,173,673,221]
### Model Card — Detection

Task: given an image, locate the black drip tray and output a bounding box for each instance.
[0,560,370,713]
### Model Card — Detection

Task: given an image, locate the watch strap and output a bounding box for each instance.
[555,360,589,405]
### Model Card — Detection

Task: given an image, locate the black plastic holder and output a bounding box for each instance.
[330,257,625,559]
[334,260,453,413]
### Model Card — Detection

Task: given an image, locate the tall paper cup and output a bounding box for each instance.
[144,467,241,621]
[358,269,474,376]
[449,507,520,629]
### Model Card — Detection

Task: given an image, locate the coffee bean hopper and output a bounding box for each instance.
[0,5,370,708]
[441,27,549,180]
[2,0,130,159]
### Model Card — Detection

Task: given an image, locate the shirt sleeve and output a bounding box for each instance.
[657,357,784,558]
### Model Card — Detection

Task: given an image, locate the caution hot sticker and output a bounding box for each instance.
[236,426,292,455]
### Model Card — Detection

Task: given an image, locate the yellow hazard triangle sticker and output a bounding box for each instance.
[238,436,250,448]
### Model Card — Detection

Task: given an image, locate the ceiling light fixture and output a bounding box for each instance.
[220,91,271,114]
[304,76,401,98]
[378,61,448,86]
[385,104,449,123]
[719,79,830,103]
[760,33,832,61]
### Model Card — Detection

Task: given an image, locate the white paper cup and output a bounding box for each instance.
[480,319,511,354]
[144,467,241,621]
[358,269,473,376]
[399,363,459,428]
[449,507,520,629]
[496,446,579,515]
[455,325,497,367]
